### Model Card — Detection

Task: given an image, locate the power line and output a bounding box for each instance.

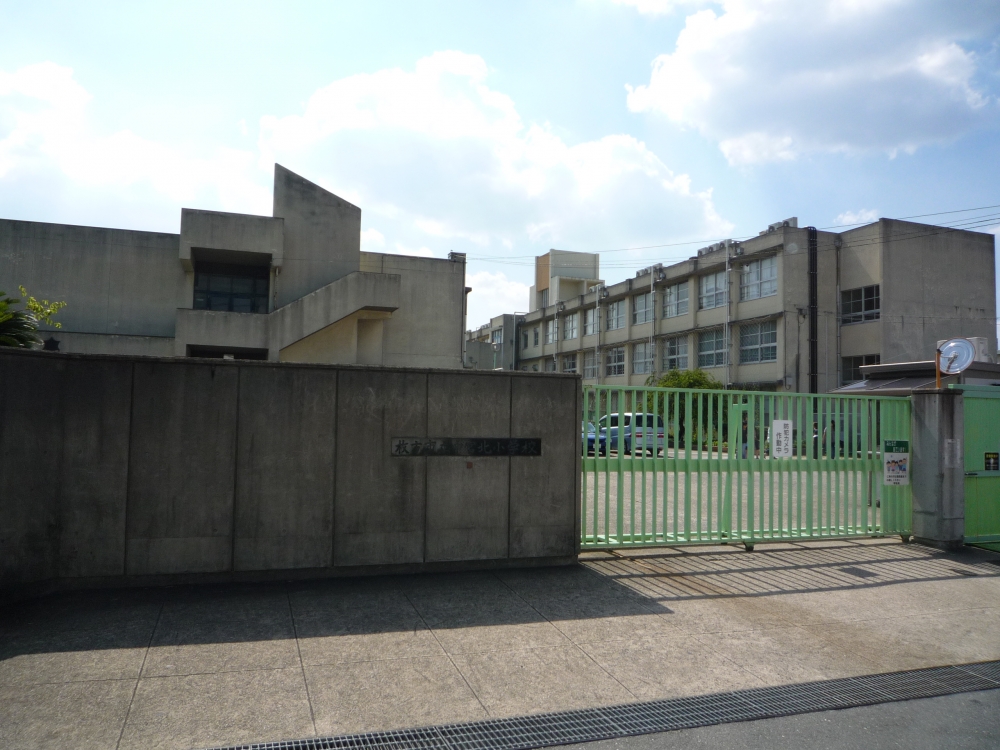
[464,203,1000,263]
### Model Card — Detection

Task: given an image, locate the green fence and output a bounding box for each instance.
[957,385,1000,546]
[581,385,912,550]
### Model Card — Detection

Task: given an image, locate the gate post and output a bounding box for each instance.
[911,389,964,550]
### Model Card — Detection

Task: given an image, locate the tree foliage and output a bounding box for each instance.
[0,287,67,349]
[642,369,727,448]
[644,369,724,390]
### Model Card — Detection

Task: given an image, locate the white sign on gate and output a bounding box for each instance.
[771,419,793,458]
[884,440,910,485]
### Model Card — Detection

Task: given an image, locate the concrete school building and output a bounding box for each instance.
[0,165,467,368]
[505,217,996,391]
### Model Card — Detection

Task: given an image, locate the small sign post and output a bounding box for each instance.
[884,440,910,486]
[771,420,793,458]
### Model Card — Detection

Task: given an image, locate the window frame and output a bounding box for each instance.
[841,285,881,325]
[632,341,653,374]
[698,271,728,310]
[193,262,270,314]
[739,320,778,363]
[739,256,777,301]
[583,350,598,378]
[842,354,881,384]
[563,313,578,340]
[697,328,727,368]
[632,292,653,324]
[544,319,556,344]
[663,281,689,318]
[562,353,577,373]
[606,300,625,330]
[663,335,688,371]
[605,345,626,376]
[583,308,597,336]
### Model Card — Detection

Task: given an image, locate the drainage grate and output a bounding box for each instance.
[206,661,1000,750]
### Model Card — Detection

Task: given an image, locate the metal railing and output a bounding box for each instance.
[581,385,912,549]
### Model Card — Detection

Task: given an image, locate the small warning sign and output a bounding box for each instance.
[771,419,793,458]
[985,452,999,471]
[884,440,909,486]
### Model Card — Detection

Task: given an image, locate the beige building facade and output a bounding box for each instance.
[514,218,996,392]
[1,165,467,368]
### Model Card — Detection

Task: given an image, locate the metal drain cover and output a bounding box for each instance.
[206,661,1000,750]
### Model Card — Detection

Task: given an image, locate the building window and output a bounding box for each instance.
[663,281,689,318]
[698,329,727,368]
[583,308,597,336]
[583,350,598,378]
[544,358,557,372]
[632,342,653,374]
[539,288,549,309]
[632,292,653,324]
[841,285,880,324]
[842,354,880,384]
[663,335,688,371]
[533,327,539,346]
[522,332,528,350]
[564,313,578,340]
[544,319,556,344]
[562,353,577,373]
[739,320,778,363]
[193,262,269,313]
[698,271,727,310]
[532,364,539,371]
[490,329,502,344]
[740,257,777,301]
[605,346,625,376]
[607,300,625,330]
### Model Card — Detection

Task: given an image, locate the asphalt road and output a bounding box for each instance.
[553,689,1000,750]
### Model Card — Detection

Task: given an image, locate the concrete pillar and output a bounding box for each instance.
[911,390,964,549]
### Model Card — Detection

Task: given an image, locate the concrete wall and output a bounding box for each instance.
[0,219,183,337]
[911,390,964,549]
[880,219,997,362]
[273,165,362,308]
[0,349,580,599]
[361,252,465,369]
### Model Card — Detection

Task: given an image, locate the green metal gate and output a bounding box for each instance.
[959,385,1000,547]
[581,385,912,549]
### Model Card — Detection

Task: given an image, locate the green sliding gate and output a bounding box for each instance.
[581,385,912,550]
[959,385,1000,547]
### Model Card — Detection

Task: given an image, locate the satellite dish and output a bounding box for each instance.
[938,338,976,375]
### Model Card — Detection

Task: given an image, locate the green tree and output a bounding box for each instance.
[0,287,67,349]
[644,368,724,390]
[643,369,726,449]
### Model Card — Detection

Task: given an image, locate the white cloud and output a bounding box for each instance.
[835,209,879,226]
[0,53,731,325]
[360,227,385,250]
[610,0,706,15]
[467,270,531,325]
[627,0,999,164]
[256,51,731,324]
[0,62,270,224]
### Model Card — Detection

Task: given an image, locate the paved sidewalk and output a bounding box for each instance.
[2,538,999,750]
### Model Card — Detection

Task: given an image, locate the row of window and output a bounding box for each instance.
[544,346,879,384]
[533,321,780,376]
[527,258,781,347]
[526,279,881,350]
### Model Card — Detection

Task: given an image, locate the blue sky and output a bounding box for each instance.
[2,0,999,327]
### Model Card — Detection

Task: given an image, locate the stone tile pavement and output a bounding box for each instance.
[2,538,1000,750]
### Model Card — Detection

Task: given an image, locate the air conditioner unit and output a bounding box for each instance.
[937,337,992,363]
